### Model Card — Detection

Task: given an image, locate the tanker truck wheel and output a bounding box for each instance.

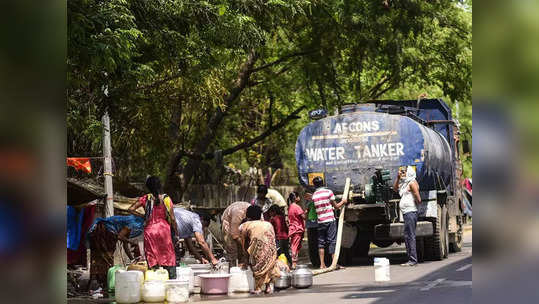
[424,204,449,260]
[355,230,372,257]
[372,240,394,248]
[416,237,425,263]
[449,218,463,253]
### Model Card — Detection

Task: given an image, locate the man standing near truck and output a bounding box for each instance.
[393,166,422,266]
[312,176,348,269]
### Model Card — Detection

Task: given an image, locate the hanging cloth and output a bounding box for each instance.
[67,157,92,173]
[67,206,84,250]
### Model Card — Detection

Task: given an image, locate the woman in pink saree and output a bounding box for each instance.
[129,176,178,278]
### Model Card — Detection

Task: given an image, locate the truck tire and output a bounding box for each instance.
[355,231,372,257]
[424,204,449,260]
[443,208,449,258]
[416,237,425,263]
[372,240,393,248]
[449,218,463,253]
[338,247,353,266]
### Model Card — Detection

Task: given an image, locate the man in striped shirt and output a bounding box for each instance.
[312,176,348,269]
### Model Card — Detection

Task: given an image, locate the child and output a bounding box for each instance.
[268,204,291,265]
[287,192,306,269]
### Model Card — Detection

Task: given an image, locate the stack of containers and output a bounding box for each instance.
[189,264,211,293]
[176,264,195,292]
[142,268,168,303]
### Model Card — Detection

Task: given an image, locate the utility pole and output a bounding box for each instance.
[102,111,114,217]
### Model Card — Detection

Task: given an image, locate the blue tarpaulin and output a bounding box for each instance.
[67,206,84,250]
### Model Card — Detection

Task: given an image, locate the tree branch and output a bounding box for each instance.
[250,50,316,73]
[137,72,183,92]
[182,105,306,160]
[367,75,391,97]
[247,64,295,87]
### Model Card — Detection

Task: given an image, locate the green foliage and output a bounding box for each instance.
[68,0,472,183]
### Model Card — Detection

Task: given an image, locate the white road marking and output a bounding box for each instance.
[355,290,396,294]
[445,280,472,287]
[456,263,472,272]
[421,278,446,291]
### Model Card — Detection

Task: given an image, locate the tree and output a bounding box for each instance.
[68,0,472,198]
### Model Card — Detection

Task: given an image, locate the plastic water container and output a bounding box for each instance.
[142,280,166,302]
[145,267,169,281]
[374,257,390,281]
[115,270,143,303]
[127,261,148,274]
[165,279,190,303]
[176,265,194,292]
[107,265,125,293]
[228,267,254,293]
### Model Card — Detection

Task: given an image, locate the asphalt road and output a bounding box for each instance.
[68,229,472,304]
[195,230,472,304]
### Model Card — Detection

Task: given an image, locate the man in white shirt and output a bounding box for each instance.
[393,166,422,266]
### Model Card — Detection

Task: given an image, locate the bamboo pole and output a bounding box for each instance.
[102,111,114,217]
[313,177,351,276]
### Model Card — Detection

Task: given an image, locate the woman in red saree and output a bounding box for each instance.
[129,176,179,278]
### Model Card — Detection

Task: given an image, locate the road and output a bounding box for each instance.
[194,229,472,304]
[68,229,471,304]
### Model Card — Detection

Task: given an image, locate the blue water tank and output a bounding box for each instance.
[295,111,452,193]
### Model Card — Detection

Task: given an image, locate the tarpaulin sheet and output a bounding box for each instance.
[67,206,84,250]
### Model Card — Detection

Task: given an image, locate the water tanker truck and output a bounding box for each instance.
[295,99,465,264]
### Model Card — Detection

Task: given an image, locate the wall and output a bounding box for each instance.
[182,184,305,209]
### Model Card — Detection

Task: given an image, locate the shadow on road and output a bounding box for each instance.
[268,240,472,304]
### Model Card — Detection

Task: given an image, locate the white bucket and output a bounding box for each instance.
[374,257,390,282]
[165,279,190,303]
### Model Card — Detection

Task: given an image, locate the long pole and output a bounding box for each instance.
[102,111,114,217]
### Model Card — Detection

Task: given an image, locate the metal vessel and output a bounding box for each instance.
[274,269,291,289]
[291,265,313,288]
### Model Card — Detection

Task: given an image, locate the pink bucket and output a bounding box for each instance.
[198,274,231,295]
